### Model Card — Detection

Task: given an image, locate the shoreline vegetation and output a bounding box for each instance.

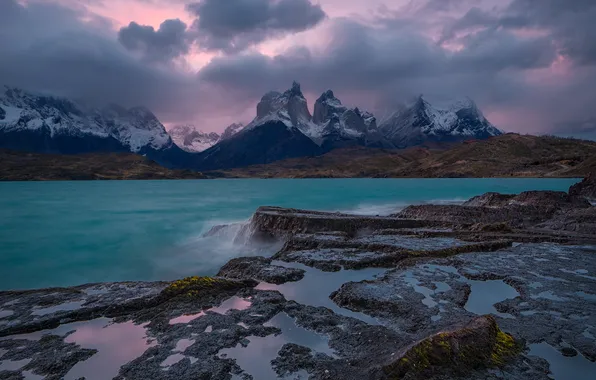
[0,177,595,379]
[1,134,595,181]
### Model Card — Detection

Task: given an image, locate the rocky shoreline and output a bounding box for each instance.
[1,178,595,379]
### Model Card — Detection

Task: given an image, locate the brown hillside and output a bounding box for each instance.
[0,150,206,181]
[211,134,596,178]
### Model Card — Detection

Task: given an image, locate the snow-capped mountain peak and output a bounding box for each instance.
[100,105,171,152]
[0,86,173,153]
[249,81,314,134]
[220,123,244,140]
[168,122,245,153]
[168,125,220,153]
[313,90,347,124]
[378,95,501,148]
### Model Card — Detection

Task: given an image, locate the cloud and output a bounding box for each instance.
[2,0,596,137]
[197,17,557,106]
[0,0,209,126]
[118,19,190,62]
[186,0,326,52]
[440,0,596,65]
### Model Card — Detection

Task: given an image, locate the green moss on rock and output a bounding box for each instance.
[160,276,256,299]
[382,315,520,379]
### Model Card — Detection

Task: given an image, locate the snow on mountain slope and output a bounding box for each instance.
[379,95,501,148]
[245,81,321,139]
[0,87,108,137]
[169,125,220,152]
[243,83,385,151]
[220,123,244,141]
[312,90,393,151]
[0,86,173,153]
[100,105,171,152]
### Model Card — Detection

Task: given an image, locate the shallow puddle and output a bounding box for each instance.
[256,261,384,325]
[161,353,184,367]
[219,312,335,379]
[531,291,569,302]
[529,342,596,380]
[169,311,206,324]
[62,319,155,380]
[465,279,519,318]
[169,296,252,325]
[403,271,452,309]
[210,296,251,314]
[0,358,31,372]
[1,317,155,380]
[0,310,14,319]
[422,264,519,319]
[31,300,85,316]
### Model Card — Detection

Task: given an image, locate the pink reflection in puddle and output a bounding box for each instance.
[219,313,335,379]
[32,300,85,316]
[169,296,252,325]
[0,358,31,372]
[0,318,155,380]
[63,318,155,380]
[169,311,206,325]
[160,338,197,370]
[210,296,251,314]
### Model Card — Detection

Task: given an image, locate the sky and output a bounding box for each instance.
[1,0,595,139]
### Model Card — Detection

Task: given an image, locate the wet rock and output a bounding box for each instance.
[464,191,590,210]
[158,276,257,301]
[217,257,305,284]
[275,233,511,271]
[569,175,596,200]
[241,206,437,242]
[560,347,578,357]
[379,316,520,379]
[0,334,96,380]
[469,222,513,232]
[536,207,596,235]
[396,190,591,229]
[0,281,168,337]
[271,344,316,375]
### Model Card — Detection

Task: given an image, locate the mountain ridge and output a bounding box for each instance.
[0,86,194,168]
[1,83,505,171]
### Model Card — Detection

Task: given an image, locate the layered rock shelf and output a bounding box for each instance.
[1,180,595,379]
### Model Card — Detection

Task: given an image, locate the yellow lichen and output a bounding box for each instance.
[490,329,519,366]
[162,276,235,298]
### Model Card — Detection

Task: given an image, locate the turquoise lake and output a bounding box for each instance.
[0,178,580,290]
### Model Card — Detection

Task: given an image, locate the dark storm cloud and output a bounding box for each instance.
[0,0,206,125]
[2,0,596,136]
[118,19,190,62]
[186,0,326,52]
[197,17,557,107]
[440,0,596,65]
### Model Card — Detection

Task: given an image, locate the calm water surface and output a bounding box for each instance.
[0,178,579,290]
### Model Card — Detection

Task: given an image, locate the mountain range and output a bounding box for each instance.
[0,83,502,170]
[168,123,243,153]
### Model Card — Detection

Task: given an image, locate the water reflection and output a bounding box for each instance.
[257,261,384,325]
[219,312,335,379]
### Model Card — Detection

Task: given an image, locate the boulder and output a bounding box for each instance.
[569,175,596,201]
[380,316,520,379]
[217,256,305,284]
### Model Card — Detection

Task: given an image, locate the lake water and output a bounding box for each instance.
[0,178,579,290]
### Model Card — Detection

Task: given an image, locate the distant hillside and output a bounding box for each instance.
[0,150,205,181]
[209,134,596,178]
